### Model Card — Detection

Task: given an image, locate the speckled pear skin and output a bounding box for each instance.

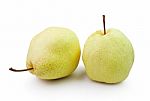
[26,27,80,79]
[82,28,134,83]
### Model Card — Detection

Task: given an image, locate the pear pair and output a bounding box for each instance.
[10,15,134,83]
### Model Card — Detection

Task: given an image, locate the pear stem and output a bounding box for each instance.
[9,67,33,72]
[103,15,106,35]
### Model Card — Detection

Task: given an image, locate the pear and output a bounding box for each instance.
[82,15,134,83]
[10,27,81,80]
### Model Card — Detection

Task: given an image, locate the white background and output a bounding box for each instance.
[0,0,150,101]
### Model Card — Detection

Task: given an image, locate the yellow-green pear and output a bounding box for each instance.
[10,27,81,80]
[82,15,134,83]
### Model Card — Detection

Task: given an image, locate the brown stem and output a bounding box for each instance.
[9,67,33,72]
[103,15,106,35]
